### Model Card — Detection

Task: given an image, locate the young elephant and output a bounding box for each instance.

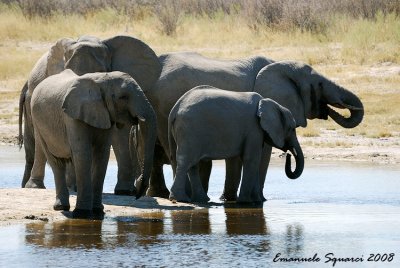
[168,86,304,203]
[31,69,157,219]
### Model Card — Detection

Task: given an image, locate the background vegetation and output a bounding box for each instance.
[0,0,399,143]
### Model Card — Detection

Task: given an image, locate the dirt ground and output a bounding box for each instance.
[0,189,197,227]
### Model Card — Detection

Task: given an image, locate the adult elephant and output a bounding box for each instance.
[19,35,161,196]
[144,52,364,199]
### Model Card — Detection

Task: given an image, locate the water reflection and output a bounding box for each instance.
[285,224,304,255]
[23,207,278,249]
[114,212,165,246]
[171,209,211,234]
[225,208,267,235]
[25,220,104,249]
[24,212,165,249]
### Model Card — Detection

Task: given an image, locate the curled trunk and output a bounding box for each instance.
[328,101,364,128]
[285,140,304,179]
[324,82,364,129]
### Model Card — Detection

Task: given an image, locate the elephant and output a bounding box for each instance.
[30,70,157,219]
[144,52,363,200]
[168,86,304,203]
[19,35,161,196]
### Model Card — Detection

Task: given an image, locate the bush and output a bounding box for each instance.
[154,0,181,36]
[2,0,399,35]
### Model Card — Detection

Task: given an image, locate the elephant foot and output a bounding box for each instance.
[72,209,93,219]
[114,188,136,196]
[169,191,190,203]
[191,196,210,204]
[237,194,262,204]
[53,199,70,211]
[147,187,170,199]
[114,180,136,196]
[67,185,77,193]
[92,208,105,220]
[191,191,210,203]
[261,194,267,202]
[53,204,70,211]
[219,193,237,202]
[24,177,46,189]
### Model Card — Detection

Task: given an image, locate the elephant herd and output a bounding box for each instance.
[18,35,364,219]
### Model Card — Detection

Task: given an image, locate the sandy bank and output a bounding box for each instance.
[0,189,195,226]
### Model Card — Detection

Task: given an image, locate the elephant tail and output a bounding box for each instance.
[18,81,28,149]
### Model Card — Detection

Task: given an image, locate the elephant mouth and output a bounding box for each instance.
[131,117,139,126]
[311,101,329,120]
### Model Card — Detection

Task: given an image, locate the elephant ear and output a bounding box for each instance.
[258,99,286,149]
[46,38,75,76]
[104,35,161,91]
[62,78,111,129]
[254,61,308,127]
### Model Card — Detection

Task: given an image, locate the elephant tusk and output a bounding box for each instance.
[291,147,298,157]
[330,103,363,111]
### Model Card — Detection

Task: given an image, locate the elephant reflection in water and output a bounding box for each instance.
[25,220,104,249]
[171,209,211,235]
[115,212,164,246]
[225,208,268,236]
[285,224,304,255]
[24,213,165,248]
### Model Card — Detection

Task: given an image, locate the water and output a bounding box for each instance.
[1,146,400,267]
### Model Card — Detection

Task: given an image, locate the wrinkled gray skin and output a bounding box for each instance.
[19,35,161,196]
[168,87,304,203]
[145,52,364,200]
[30,70,157,219]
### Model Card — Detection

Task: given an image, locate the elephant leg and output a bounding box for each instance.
[66,162,77,193]
[21,123,34,187]
[25,134,47,189]
[146,144,170,198]
[46,158,70,211]
[21,95,35,187]
[169,160,190,203]
[147,116,171,198]
[199,160,212,193]
[91,142,111,220]
[112,125,137,196]
[69,131,93,219]
[220,156,242,201]
[258,145,272,202]
[188,164,209,203]
[237,148,262,203]
[72,151,93,219]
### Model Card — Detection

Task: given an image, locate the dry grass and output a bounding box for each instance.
[0,1,399,144]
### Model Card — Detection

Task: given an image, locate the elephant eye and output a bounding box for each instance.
[119,95,128,100]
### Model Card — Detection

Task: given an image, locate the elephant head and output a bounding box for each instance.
[41,35,161,92]
[258,98,304,179]
[62,71,157,198]
[254,61,364,128]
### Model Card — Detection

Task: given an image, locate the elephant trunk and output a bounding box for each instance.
[324,82,364,128]
[285,138,304,179]
[130,103,157,199]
